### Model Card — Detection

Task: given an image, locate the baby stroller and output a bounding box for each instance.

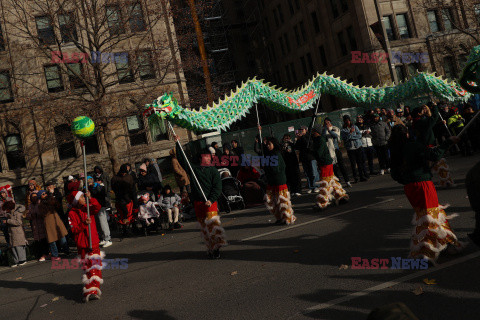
[218,168,245,213]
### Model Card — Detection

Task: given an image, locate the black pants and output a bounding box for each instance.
[1,222,10,244]
[347,148,369,180]
[333,149,349,183]
[375,145,390,170]
[363,146,375,174]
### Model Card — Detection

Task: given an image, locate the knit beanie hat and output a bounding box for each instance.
[37,190,46,198]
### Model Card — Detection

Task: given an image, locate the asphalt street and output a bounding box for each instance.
[1,154,479,320]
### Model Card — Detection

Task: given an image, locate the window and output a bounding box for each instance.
[58,13,78,43]
[66,63,85,88]
[55,124,77,160]
[330,0,339,18]
[395,66,406,82]
[396,14,411,39]
[35,16,55,45]
[0,23,5,51]
[5,134,26,169]
[300,56,307,76]
[443,56,456,79]
[299,21,306,42]
[319,45,327,66]
[427,10,439,33]
[115,58,134,83]
[306,53,313,71]
[337,31,347,56]
[475,4,480,25]
[339,0,348,12]
[346,26,357,51]
[129,3,146,32]
[84,135,100,155]
[311,12,320,33]
[0,71,13,103]
[294,25,301,45]
[150,119,168,142]
[442,9,454,31]
[44,65,64,92]
[106,5,124,35]
[136,51,155,80]
[126,115,147,146]
[382,15,396,41]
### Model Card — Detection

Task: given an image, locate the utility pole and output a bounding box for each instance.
[373,0,399,84]
[187,0,214,107]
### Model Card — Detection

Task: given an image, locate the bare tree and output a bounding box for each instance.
[1,0,197,173]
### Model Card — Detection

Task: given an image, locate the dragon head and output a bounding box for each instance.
[459,46,480,94]
[143,93,180,120]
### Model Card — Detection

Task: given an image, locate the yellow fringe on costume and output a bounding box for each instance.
[265,188,296,225]
[316,176,349,209]
[410,205,462,263]
[198,210,227,251]
[432,158,455,187]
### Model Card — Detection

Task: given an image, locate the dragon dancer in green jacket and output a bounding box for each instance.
[311,124,349,209]
[389,124,464,264]
[174,135,226,259]
[263,137,296,225]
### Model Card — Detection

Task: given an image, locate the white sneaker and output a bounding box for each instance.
[11,264,18,268]
[380,169,385,175]
[314,188,320,193]
[102,241,112,248]
[294,193,301,196]
[99,240,106,246]
[306,189,313,194]
[346,182,352,188]
[18,261,27,266]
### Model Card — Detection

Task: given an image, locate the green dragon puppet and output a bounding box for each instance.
[144,45,480,132]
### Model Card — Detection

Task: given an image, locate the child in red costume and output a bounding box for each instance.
[68,190,104,302]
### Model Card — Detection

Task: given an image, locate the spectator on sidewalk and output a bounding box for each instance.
[0,188,13,245]
[322,118,351,187]
[2,200,27,267]
[170,148,191,194]
[341,115,369,182]
[26,179,41,215]
[111,164,137,228]
[88,176,112,248]
[356,115,376,176]
[370,113,391,175]
[138,193,160,230]
[231,140,244,157]
[93,166,110,193]
[26,193,49,261]
[137,164,156,199]
[143,158,163,197]
[45,180,68,231]
[158,185,182,231]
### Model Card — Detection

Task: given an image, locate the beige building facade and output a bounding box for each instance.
[0,0,196,198]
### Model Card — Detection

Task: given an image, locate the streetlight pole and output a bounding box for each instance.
[187,0,214,107]
[373,0,399,85]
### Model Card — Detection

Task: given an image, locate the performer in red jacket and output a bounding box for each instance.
[68,190,104,302]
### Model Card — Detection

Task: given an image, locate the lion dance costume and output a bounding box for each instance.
[68,191,104,301]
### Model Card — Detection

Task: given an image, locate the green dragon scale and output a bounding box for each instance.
[144,45,480,132]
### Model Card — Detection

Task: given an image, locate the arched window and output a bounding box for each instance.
[5,134,26,169]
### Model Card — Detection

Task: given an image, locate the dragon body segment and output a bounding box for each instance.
[144,45,480,132]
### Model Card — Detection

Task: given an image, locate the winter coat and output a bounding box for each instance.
[357,123,374,147]
[294,135,315,163]
[386,116,404,129]
[414,104,439,146]
[447,115,465,135]
[6,205,27,247]
[170,149,190,187]
[111,173,136,203]
[40,197,69,243]
[370,121,391,146]
[340,125,363,150]
[263,150,287,186]
[138,201,160,220]
[158,193,181,210]
[93,166,110,192]
[46,188,65,217]
[68,197,101,249]
[25,185,41,212]
[27,203,47,241]
[312,135,333,166]
[89,183,107,208]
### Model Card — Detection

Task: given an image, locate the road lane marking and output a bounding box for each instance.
[241,198,396,241]
[302,251,480,314]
